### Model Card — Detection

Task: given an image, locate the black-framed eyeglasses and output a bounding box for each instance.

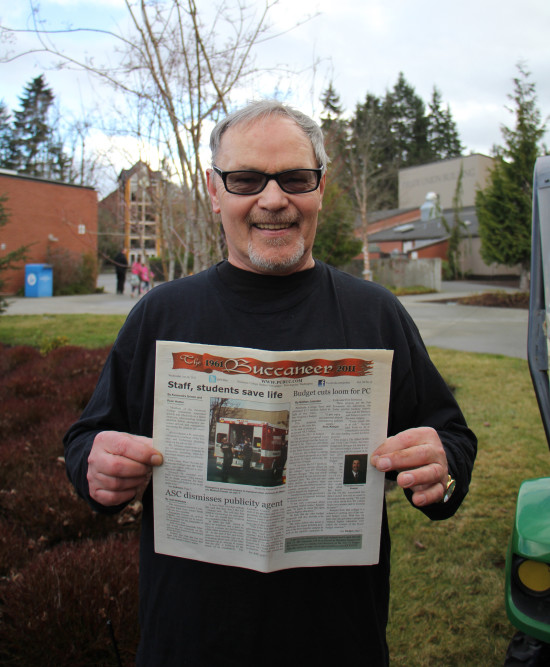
[212,165,323,195]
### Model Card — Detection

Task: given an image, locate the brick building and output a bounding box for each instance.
[0,169,97,294]
[99,161,162,264]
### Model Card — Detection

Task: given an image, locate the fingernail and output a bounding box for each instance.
[416,494,426,506]
[151,453,163,466]
[377,457,391,471]
[401,473,414,487]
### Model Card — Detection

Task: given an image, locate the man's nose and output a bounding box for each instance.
[257,179,289,209]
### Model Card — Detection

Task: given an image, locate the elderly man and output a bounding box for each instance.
[64,100,476,666]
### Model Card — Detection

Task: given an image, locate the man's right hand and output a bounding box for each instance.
[87,431,163,506]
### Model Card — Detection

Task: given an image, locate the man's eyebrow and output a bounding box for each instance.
[215,164,259,172]
[222,165,316,173]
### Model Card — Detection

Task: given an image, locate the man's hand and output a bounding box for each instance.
[371,427,448,507]
[87,431,163,506]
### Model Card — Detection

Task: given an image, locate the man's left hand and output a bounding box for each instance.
[371,427,448,507]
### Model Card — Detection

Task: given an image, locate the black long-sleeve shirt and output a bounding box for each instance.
[64,260,476,666]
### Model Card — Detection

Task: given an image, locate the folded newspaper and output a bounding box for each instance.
[152,342,393,573]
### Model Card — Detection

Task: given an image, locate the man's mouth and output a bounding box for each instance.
[253,222,295,231]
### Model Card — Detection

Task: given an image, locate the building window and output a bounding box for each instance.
[78,224,86,235]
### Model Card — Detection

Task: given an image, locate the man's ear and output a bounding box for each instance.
[318,172,327,211]
[206,168,221,214]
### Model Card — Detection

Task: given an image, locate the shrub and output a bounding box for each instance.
[0,536,140,666]
[44,345,109,380]
[45,247,98,296]
[3,369,58,399]
[0,517,33,577]
[39,334,70,356]
[0,435,31,489]
[0,397,59,440]
[442,258,453,280]
[1,459,142,546]
[0,345,143,663]
[0,344,109,414]
[0,344,140,544]
[149,255,190,282]
[0,344,41,374]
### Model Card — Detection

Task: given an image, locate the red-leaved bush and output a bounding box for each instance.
[0,343,143,665]
[0,536,140,666]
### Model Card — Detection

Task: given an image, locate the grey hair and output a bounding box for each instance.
[209,99,329,173]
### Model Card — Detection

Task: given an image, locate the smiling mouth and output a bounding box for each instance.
[252,222,296,230]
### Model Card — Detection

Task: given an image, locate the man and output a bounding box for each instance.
[242,438,253,478]
[344,457,367,485]
[113,248,128,295]
[64,100,476,666]
[220,435,233,482]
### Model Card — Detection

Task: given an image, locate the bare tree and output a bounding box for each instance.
[1,0,312,273]
[346,95,395,281]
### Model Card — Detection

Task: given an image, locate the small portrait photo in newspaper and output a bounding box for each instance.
[342,453,368,485]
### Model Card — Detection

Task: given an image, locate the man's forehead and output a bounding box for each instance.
[216,116,315,165]
[222,114,300,138]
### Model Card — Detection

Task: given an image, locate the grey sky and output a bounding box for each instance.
[1,0,548,191]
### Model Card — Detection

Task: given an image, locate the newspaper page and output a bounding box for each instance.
[152,342,393,573]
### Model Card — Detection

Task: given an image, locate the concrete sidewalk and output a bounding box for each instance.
[3,273,143,317]
[399,285,527,360]
[2,273,528,360]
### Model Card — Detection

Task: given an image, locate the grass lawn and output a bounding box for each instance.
[0,314,126,348]
[1,315,547,664]
[388,348,550,666]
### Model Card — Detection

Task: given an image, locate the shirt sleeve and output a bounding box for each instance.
[63,303,153,514]
[387,303,477,520]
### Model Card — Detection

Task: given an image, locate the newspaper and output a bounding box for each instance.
[152,341,393,573]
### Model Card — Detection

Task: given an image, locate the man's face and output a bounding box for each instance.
[207,116,325,275]
[352,459,361,473]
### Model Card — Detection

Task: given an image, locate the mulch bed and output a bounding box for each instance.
[456,292,529,309]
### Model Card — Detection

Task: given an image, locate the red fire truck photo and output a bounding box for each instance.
[214,417,288,476]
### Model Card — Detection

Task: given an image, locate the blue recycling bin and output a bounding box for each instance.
[25,264,53,298]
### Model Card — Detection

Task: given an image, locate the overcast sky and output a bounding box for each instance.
[1,0,549,192]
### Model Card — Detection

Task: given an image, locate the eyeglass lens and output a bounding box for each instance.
[225,170,319,194]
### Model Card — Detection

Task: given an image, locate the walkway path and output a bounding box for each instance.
[3,274,528,360]
[400,286,527,360]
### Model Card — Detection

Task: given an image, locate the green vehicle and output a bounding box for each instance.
[504,155,550,665]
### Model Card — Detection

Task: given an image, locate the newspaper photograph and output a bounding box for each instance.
[152,341,393,573]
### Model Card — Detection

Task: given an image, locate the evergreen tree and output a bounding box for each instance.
[348,93,396,214]
[320,83,343,123]
[366,73,456,207]
[383,72,433,170]
[321,76,464,214]
[476,65,547,288]
[319,76,465,258]
[0,195,30,312]
[0,101,11,167]
[442,162,469,279]
[317,84,362,268]
[5,75,73,181]
[347,93,394,278]
[319,83,348,183]
[427,87,463,159]
[8,75,54,175]
[313,179,362,267]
